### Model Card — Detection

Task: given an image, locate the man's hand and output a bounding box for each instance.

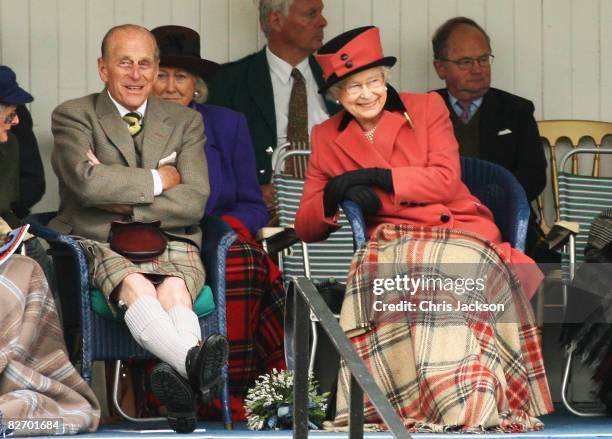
[158,165,181,191]
[87,149,101,165]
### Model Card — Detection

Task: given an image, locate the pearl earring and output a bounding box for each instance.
[335,99,340,104]
[193,90,200,97]
[384,86,388,91]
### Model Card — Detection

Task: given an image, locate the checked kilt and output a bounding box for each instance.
[80,239,205,313]
[328,224,553,432]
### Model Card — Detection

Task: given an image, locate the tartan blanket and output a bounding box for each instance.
[0,255,100,436]
[329,224,553,432]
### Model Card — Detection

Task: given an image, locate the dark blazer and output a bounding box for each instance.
[10,105,45,218]
[193,103,268,236]
[208,47,342,184]
[435,87,547,201]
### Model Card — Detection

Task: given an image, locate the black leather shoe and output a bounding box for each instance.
[185,334,229,400]
[151,362,196,433]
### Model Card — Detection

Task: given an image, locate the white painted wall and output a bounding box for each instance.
[2,0,611,212]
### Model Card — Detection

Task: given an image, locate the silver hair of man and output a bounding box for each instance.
[258,0,293,37]
[326,66,390,102]
[100,24,160,61]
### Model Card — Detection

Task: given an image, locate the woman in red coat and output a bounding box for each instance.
[295,26,552,432]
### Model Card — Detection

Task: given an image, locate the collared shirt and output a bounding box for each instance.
[266,46,329,145]
[107,91,162,195]
[447,91,483,122]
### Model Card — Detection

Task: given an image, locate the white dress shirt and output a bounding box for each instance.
[266,46,329,145]
[107,92,162,196]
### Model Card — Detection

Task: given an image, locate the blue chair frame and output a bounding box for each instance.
[342,156,530,251]
[27,213,235,428]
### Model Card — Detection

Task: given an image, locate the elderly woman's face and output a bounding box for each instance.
[153,67,196,107]
[0,105,18,143]
[337,67,387,130]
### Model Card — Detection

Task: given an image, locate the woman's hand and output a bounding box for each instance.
[323,168,392,216]
[344,185,382,216]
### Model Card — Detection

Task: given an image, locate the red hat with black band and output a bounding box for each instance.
[315,26,396,94]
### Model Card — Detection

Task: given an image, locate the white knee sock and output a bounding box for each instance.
[124,295,194,378]
[168,306,202,347]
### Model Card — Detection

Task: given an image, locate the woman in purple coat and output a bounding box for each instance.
[151,26,286,420]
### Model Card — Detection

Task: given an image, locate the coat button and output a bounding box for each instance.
[259,169,265,174]
[345,61,353,68]
[440,214,450,223]
[265,146,274,155]
[340,53,348,61]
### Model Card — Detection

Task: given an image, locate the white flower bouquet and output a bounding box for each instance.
[244,369,329,430]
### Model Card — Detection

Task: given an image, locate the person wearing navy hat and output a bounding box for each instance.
[0,65,35,227]
[152,25,286,420]
[0,66,33,143]
[295,26,552,432]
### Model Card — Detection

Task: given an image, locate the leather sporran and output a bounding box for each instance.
[109,220,167,262]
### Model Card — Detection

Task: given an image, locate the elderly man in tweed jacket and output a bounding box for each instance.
[50,24,227,433]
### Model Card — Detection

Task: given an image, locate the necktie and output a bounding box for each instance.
[123,112,143,136]
[286,68,309,178]
[457,101,472,124]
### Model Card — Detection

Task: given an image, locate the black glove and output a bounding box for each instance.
[344,185,382,216]
[323,168,392,217]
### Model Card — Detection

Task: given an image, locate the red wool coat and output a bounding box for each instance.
[295,91,541,297]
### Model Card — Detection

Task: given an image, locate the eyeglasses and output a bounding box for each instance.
[2,110,17,125]
[343,75,386,97]
[438,54,494,70]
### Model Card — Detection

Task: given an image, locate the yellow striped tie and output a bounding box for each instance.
[122,112,142,136]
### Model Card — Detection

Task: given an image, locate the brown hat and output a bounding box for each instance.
[315,26,396,93]
[151,25,219,81]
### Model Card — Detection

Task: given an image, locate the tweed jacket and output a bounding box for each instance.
[435,87,547,201]
[193,103,268,236]
[50,92,209,247]
[207,47,341,184]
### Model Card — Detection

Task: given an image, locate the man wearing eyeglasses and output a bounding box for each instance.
[432,17,548,258]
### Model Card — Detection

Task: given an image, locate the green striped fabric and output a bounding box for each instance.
[558,172,612,263]
[275,174,355,283]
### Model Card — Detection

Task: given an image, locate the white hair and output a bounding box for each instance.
[258,0,293,37]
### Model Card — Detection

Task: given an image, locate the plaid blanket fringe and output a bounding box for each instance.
[329,224,553,433]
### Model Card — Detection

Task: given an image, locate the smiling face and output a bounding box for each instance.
[337,67,387,131]
[0,104,18,143]
[433,25,491,101]
[98,27,159,111]
[153,66,197,107]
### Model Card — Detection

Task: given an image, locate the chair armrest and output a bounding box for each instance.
[341,200,367,250]
[257,227,299,254]
[545,221,581,251]
[200,215,236,302]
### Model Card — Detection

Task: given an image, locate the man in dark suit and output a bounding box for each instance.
[432,17,548,257]
[50,24,227,433]
[208,0,341,213]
